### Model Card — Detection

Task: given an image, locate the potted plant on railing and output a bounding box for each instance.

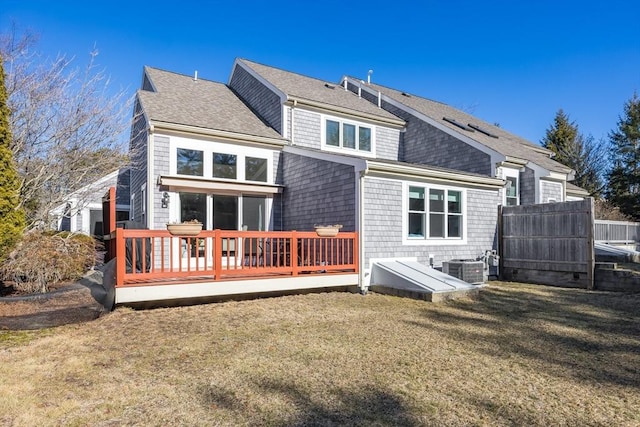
[166,219,203,236]
[314,224,343,237]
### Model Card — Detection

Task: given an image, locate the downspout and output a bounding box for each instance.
[147,124,154,229]
[290,99,296,145]
[358,165,368,294]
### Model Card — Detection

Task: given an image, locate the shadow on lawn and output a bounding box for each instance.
[413,283,640,389]
[200,378,420,426]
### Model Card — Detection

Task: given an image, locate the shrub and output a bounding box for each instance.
[0,231,97,293]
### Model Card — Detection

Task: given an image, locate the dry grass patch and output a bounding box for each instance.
[1,282,639,426]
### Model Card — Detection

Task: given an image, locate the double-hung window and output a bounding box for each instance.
[505,176,518,206]
[408,186,463,240]
[324,118,372,153]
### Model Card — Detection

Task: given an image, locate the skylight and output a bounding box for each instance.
[467,123,499,138]
[443,117,474,132]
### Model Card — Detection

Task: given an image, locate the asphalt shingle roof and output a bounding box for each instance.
[362,81,572,174]
[238,59,401,122]
[137,67,283,140]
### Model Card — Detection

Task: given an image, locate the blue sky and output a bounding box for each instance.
[2,0,639,145]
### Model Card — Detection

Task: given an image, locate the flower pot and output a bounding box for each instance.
[314,224,342,237]
[167,223,203,236]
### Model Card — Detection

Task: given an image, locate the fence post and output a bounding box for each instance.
[586,198,595,290]
[497,204,504,280]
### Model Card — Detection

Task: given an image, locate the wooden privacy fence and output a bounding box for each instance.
[499,199,595,289]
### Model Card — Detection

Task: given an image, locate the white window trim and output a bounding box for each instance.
[169,136,274,185]
[140,184,147,227]
[171,191,273,231]
[130,193,136,220]
[501,167,520,206]
[402,182,468,246]
[320,113,376,158]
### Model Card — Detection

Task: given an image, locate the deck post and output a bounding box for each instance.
[354,232,359,273]
[291,231,298,276]
[115,227,125,287]
[214,229,222,280]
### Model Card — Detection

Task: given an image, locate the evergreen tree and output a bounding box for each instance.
[0,56,26,260]
[541,109,605,197]
[605,93,640,220]
[541,109,578,166]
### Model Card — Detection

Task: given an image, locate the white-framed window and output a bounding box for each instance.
[141,184,147,224]
[405,183,466,243]
[502,168,520,206]
[177,192,270,232]
[171,137,273,184]
[130,193,136,220]
[322,115,374,155]
[177,148,204,176]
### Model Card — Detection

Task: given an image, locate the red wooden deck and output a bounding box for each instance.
[102,187,359,303]
[113,229,359,288]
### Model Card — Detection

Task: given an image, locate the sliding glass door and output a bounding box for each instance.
[177,192,269,267]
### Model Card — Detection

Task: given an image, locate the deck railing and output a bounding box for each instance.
[594,220,640,244]
[114,229,358,287]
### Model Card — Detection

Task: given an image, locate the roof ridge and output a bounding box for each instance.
[350,77,447,106]
[144,65,225,85]
[239,58,340,86]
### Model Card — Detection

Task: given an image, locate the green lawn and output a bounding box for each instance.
[1,282,639,426]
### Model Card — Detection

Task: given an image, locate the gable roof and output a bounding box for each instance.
[137,67,283,141]
[566,181,590,197]
[237,59,403,125]
[352,79,573,176]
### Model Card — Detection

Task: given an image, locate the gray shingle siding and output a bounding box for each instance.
[541,180,563,202]
[281,152,356,232]
[381,101,492,175]
[229,65,282,134]
[292,107,401,161]
[142,73,154,92]
[292,108,321,149]
[363,177,499,270]
[129,101,148,225]
[152,135,170,230]
[375,126,402,161]
[520,167,536,205]
[115,169,130,206]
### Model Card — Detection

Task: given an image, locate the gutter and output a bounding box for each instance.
[150,121,287,147]
[284,97,406,129]
[366,161,505,189]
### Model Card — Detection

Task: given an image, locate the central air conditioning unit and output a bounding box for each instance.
[442,259,484,284]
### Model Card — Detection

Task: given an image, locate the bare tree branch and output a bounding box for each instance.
[1,28,137,228]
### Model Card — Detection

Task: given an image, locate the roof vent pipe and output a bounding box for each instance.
[343,79,347,91]
[194,70,198,81]
[358,86,361,98]
[367,69,373,84]
[378,91,381,108]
